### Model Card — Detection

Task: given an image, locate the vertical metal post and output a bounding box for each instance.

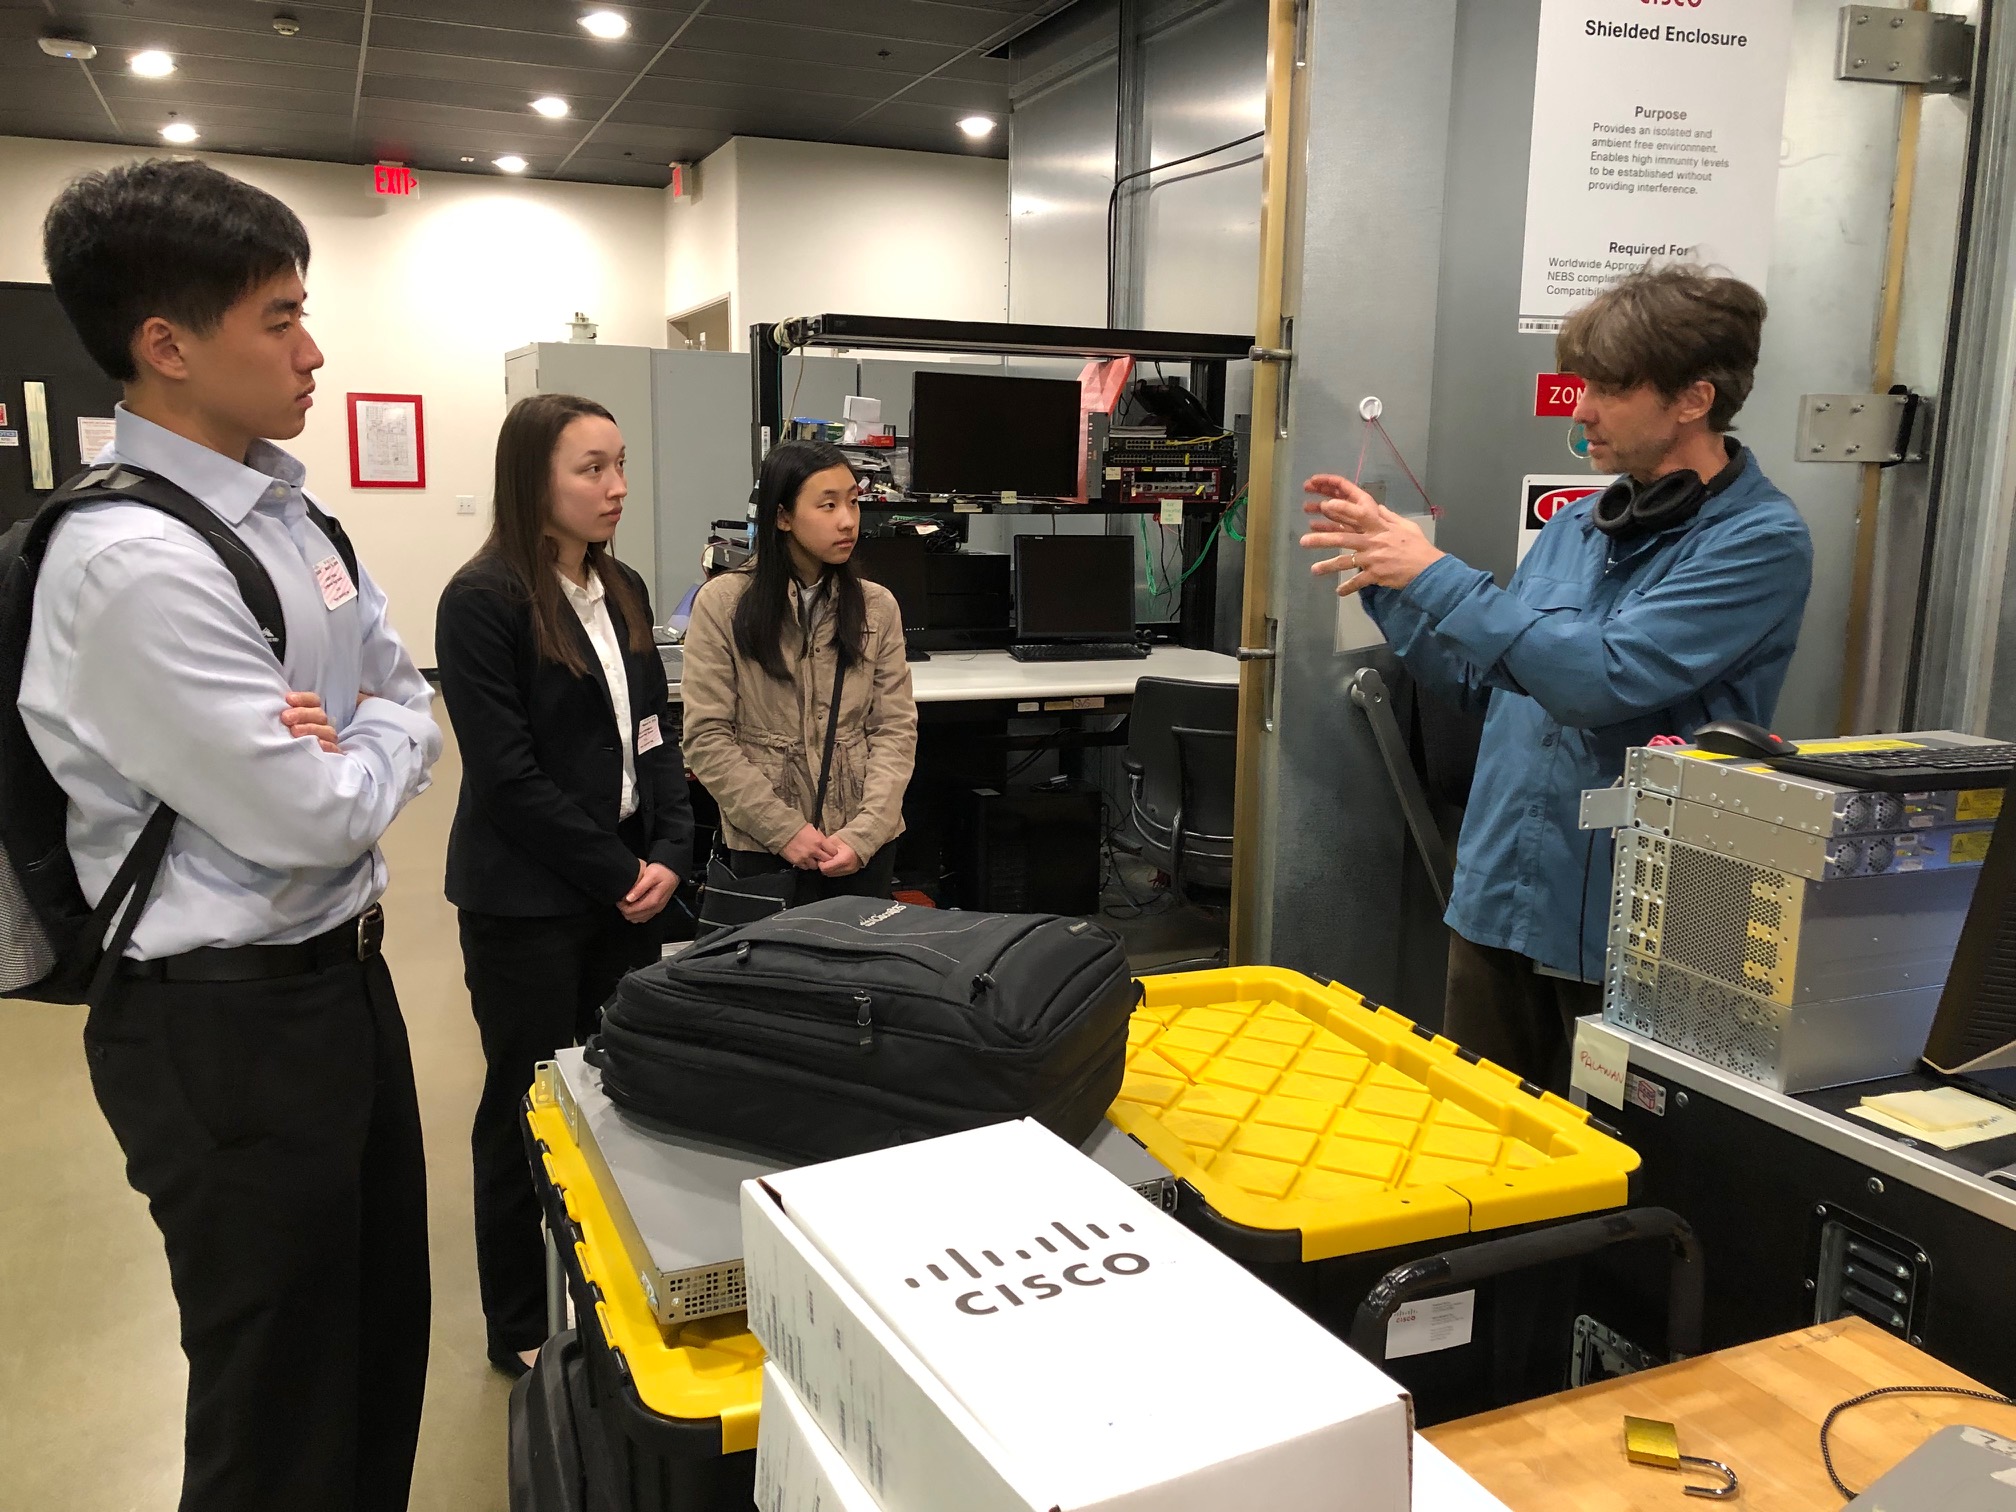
[544,1225,566,1340]
[750,321,783,478]
[1178,358,1231,648]
[1111,0,1151,329]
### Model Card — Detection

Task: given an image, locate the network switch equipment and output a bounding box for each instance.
[1629,788,1995,882]
[1626,735,2005,840]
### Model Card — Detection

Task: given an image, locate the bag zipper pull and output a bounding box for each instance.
[736,941,752,964]
[854,991,873,1048]
[971,971,996,1002]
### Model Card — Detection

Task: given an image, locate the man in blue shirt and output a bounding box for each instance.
[26,162,440,1510]
[1301,265,1812,1091]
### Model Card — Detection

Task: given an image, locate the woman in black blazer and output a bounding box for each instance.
[436,393,694,1377]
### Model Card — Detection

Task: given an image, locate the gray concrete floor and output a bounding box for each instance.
[0,729,511,1512]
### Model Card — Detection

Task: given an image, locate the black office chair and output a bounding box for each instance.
[1122,677,1240,882]
[1122,681,1238,972]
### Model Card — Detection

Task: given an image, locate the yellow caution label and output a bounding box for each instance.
[1951,831,1994,864]
[1957,789,2005,821]
[1678,737,1922,763]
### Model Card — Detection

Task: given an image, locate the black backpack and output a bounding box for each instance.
[0,463,359,1005]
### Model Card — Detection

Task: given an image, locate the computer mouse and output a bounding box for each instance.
[1692,719,1800,760]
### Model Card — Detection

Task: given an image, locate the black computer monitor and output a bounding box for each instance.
[1922,768,2016,1097]
[851,535,929,632]
[1013,534,1136,642]
[909,372,1082,499]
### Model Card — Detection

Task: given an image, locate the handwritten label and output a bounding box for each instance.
[637,714,664,754]
[1572,1018,1631,1109]
[312,553,358,611]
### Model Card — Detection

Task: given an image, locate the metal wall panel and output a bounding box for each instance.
[651,349,754,601]
[1250,0,1460,1010]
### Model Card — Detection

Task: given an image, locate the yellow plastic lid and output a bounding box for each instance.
[526,1097,764,1454]
[1109,968,1640,1262]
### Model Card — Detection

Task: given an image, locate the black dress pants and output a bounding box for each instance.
[1441,929,1603,1095]
[82,954,429,1512]
[459,907,662,1355]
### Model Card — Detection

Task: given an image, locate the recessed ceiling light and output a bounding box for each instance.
[160,121,199,144]
[958,115,996,138]
[460,155,475,163]
[531,96,570,118]
[579,11,628,39]
[37,36,98,61]
[130,50,175,78]
[494,155,528,174]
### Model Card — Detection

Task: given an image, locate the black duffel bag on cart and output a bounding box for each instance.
[586,895,1138,1163]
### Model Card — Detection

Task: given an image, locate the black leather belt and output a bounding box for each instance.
[120,904,386,984]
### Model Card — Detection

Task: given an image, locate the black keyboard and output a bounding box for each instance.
[1007,641,1150,663]
[1768,743,2016,793]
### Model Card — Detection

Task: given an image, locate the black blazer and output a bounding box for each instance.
[436,554,694,916]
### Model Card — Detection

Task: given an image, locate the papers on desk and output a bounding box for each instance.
[1851,1087,2016,1150]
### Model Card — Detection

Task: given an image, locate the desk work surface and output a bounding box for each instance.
[1424,1320,2014,1512]
[666,645,1239,704]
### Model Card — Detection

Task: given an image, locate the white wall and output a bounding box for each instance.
[666,137,1009,349]
[665,139,740,336]
[0,135,666,666]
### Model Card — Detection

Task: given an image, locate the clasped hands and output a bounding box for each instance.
[1300,474,1444,595]
[781,823,864,878]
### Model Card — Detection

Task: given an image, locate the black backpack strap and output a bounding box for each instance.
[810,653,847,835]
[41,464,291,661]
[82,804,179,1007]
[302,495,360,587]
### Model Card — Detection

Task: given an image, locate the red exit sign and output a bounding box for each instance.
[1535,373,1586,418]
[373,164,417,196]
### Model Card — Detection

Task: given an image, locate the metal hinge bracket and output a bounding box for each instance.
[1795,388,1927,465]
[1837,6,1975,92]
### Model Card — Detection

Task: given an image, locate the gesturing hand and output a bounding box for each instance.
[620,861,680,924]
[281,690,340,753]
[1299,474,1444,596]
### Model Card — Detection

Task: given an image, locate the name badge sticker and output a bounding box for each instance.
[637,714,664,754]
[313,553,358,611]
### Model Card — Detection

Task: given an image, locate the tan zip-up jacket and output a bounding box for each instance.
[680,568,918,862]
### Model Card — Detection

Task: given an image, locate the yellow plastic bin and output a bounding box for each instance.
[1109,967,1642,1420]
[523,1086,764,1511]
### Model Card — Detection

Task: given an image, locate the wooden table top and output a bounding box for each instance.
[1423,1319,2016,1511]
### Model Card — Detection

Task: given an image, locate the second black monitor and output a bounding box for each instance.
[1014,534,1136,642]
[851,535,929,632]
[910,371,1082,499]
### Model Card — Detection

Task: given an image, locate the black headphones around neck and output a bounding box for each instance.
[1592,439,1746,541]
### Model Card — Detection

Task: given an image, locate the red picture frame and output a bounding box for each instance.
[345,392,427,489]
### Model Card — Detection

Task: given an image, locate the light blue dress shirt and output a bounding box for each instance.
[1363,449,1813,981]
[19,406,442,959]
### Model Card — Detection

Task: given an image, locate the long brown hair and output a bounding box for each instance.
[480,393,651,675]
[733,440,865,681]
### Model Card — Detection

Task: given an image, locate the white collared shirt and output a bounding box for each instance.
[19,405,441,957]
[558,567,639,820]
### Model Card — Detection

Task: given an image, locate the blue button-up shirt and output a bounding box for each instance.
[1364,450,1813,980]
[19,406,442,959]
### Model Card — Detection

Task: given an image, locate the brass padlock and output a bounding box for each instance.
[1623,1416,1740,1499]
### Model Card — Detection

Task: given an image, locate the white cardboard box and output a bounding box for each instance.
[742,1118,1413,1512]
[758,1360,1506,1512]
[756,1363,884,1512]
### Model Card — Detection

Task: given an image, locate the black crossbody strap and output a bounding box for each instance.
[810,653,847,835]
[82,804,179,1006]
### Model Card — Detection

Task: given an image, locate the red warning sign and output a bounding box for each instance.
[1524,480,1605,532]
[1534,373,1586,418]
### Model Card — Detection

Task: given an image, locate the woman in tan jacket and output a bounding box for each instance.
[682,440,918,905]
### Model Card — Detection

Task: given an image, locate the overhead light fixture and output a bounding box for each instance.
[958,115,996,138]
[37,36,98,61]
[160,121,199,144]
[129,49,175,77]
[579,11,628,39]
[494,155,529,174]
[460,155,476,163]
[531,96,570,118]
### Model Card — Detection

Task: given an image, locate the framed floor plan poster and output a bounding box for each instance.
[1516,0,1795,333]
[347,392,426,488]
